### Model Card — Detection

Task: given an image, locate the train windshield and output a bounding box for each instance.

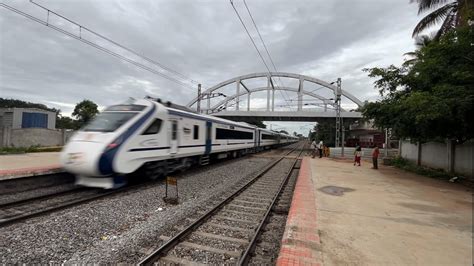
[83,112,138,132]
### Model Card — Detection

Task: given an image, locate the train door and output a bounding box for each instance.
[254,129,258,148]
[169,119,178,154]
[257,129,261,147]
[205,121,212,154]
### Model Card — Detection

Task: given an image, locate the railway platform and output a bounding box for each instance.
[277,156,473,265]
[0,152,61,181]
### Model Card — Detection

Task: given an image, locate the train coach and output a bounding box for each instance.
[60,97,298,189]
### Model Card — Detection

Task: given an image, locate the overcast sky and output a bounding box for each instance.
[0,0,422,134]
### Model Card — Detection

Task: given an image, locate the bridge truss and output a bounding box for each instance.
[187,72,363,114]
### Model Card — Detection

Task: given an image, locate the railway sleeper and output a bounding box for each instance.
[159,235,241,258]
[227,203,267,212]
[212,215,257,225]
[220,209,263,218]
[232,199,269,207]
[159,254,206,266]
[204,222,255,234]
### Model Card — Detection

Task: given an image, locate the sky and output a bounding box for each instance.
[0,0,422,134]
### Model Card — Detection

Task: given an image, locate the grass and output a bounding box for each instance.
[0,145,62,155]
[390,156,455,180]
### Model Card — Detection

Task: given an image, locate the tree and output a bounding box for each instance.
[72,100,99,126]
[246,119,266,128]
[279,130,289,134]
[412,0,472,38]
[56,115,79,130]
[363,26,474,143]
[403,34,434,66]
[0,98,58,113]
[313,120,336,146]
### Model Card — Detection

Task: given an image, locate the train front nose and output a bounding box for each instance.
[60,141,106,176]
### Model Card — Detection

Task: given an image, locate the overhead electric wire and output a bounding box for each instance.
[229,0,293,110]
[242,0,293,109]
[29,0,199,86]
[0,3,197,91]
[229,0,271,73]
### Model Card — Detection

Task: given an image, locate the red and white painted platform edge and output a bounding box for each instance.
[0,165,63,181]
[276,157,322,266]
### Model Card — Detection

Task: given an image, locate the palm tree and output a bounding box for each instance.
[403,34,434,66]
[412,0,472,38]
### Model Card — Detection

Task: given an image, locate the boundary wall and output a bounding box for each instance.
[0,127,74,147]
[400,140,473,178]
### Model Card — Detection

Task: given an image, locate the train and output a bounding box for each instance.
[60,97,298,189]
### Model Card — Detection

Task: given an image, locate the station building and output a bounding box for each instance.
[0,107,56,129]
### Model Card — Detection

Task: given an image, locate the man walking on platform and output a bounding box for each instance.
[372,146,380,169]
[318,140,323,158]
[311,139,317,158]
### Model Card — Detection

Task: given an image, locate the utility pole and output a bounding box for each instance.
[341,117,345,157]
[384,128,389,157]
[197,84,202,113]
[335,78,342,148]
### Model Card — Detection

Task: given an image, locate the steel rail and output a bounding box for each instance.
[239,146,304,265]
[0,187,87,209]
[138,143,303,265]
[0,183,141,227]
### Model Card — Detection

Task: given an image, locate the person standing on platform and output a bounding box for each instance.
[354,145,362,166]
[311,139,317,158]
[318,140,323,158]
[372,146,380,169]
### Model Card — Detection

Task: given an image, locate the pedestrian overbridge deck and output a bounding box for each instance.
[214,110,362,122]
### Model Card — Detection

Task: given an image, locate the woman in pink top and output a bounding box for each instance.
[354,145,362,166]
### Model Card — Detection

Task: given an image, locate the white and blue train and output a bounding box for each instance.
[60,97,298,188]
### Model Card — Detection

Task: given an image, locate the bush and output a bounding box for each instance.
[0,146,62,154]
[390,156,454,179]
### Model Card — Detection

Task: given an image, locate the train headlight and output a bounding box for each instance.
[107,135,124,150]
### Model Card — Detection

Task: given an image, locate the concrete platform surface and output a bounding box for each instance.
[278,157,473,266]
[0,152,61,180]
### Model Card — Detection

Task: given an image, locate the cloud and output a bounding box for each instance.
[0,0,420,134]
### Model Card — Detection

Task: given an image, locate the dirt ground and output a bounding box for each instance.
[0,152,60,170]
[310,157,472,265]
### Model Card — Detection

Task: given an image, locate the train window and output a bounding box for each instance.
[216,128,253,140]
[171,121,178,140]
[193,125,199,140]
[83,112,137,132]
[142,119,162,135]
[262,134,277,140]
[104,105,146,111]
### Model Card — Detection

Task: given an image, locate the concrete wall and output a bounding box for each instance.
[455,141,474,177]
[400,140,473,178]
[0,127,74,147]
[400,140,419,162]
[421,142,448,170]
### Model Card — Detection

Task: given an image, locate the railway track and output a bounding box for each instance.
[0,186,120,227]
[138,142,305,265]
[0,145,301,228]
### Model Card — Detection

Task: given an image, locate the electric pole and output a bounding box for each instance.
[335,78,342,148]
[197,84,201,113]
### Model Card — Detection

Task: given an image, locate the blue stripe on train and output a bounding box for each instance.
[98,104,156,175]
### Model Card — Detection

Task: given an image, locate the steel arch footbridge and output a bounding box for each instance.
[187,72,364,122]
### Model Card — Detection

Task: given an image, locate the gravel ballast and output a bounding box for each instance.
[0,156,273,264]
[0,173,75,205]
